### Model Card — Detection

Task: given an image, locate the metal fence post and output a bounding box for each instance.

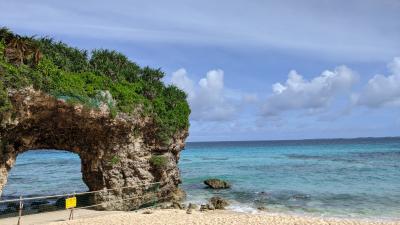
[17,195,23,225]
[68,192,75,220]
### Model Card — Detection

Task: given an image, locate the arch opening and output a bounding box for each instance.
[2,149,88,198]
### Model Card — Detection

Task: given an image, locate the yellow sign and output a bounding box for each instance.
[65,197,77,209]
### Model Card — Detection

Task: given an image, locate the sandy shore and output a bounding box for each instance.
[0,209,117,225]
[48,209,399,225]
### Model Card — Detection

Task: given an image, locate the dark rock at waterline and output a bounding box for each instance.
[1,202,19,215]
[30,200,50,209]
[1,208,17,215]
[55,197,65,209]
[204,179,231,189]
[209,196,229,209]
[292,194,311,200]
[257,206,267,211]
[7,202,19,210]
[200,204,215,211]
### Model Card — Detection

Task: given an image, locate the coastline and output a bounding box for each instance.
[46,209,400,225]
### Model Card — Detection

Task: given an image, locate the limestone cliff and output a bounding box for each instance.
[0,87,188,210]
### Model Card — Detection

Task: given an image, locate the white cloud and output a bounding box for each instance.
[171,68,244,121]
[353,57,400,107]
[262,66,358,116]
[170,68,194,97]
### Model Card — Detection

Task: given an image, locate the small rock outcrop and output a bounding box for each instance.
[0,87,188,210]
[204,179,231,189]
[142,210,153,214]
[257,206,267,211]
[209,197,229,209]
[200,204,208,212]
[200,203,217,211]
[171,201,185,210]
[188,203,198,210]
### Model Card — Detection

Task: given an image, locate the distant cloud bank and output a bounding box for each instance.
[262,66,358,116]
[171,57,400,123]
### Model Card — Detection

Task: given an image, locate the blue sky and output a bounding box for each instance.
[1,0,400,141]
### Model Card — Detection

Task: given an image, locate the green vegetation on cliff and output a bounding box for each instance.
[0,28,190,141]
[149,155,168,169]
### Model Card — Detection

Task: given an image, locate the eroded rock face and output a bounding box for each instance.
[0,87,188,210]
[204,179,231,189]
[209,196,229,210]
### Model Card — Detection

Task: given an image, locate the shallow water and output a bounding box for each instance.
[2,138,400,219]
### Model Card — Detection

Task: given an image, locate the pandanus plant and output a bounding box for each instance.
[0,27,42,67]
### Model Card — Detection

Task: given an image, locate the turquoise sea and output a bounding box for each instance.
[2,137,400,219]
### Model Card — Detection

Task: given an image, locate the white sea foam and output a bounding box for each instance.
[227,204,258,214]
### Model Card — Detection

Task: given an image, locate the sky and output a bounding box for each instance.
[1,0,400,142]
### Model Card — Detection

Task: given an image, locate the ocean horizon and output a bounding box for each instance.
[2,136,400,219]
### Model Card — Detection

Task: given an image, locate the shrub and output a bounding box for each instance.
[38,37,89,72]
[0,81,11,114]
[90,49,140,81]
[149,155,168,169]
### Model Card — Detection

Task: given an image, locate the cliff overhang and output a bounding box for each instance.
[0,87,188,210]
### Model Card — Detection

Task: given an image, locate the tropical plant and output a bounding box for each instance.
[2,32,42,67]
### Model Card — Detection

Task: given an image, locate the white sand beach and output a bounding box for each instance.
[45,209,400,225]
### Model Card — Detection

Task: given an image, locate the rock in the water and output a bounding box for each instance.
[204,179,231,189]
[257,206,267,211]
[209,197,229,210]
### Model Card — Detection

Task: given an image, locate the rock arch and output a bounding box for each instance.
[0,87,187,210]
